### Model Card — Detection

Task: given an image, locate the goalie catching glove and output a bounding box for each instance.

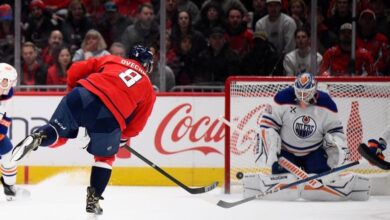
[367,138,387,161]
[323,133,350,168]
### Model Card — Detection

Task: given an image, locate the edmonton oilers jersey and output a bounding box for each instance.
[260,86,344,156]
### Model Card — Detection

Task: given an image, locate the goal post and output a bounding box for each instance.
[224,76,390,194]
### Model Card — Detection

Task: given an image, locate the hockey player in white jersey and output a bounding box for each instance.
[0,63,29,201]
[243,72,370,201]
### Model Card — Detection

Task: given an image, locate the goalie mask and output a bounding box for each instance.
[294,72,317,105]
[0,63,17,92]
[128,45,154,74]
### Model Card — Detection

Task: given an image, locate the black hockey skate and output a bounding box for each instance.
[86,187,103,215]
[1,176,16,201]
[11,132,45,162]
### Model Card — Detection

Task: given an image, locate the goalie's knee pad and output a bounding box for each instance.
[243,173,300,201]
[301,173,370,201]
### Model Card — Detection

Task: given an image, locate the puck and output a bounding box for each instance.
[236,172,244,179]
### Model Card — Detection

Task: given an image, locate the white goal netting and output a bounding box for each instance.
[224,76,390,194]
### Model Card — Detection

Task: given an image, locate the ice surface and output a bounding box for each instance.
[0,173,389,220]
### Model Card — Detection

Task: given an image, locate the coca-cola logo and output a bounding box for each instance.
[156,103,223,155]
[117,103,224,159]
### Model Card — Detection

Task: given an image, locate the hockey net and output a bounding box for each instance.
[224,76,390,194]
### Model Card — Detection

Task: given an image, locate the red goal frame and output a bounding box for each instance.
[224,76,390,193]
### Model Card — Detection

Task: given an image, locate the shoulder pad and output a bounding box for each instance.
[274,87,297,105]
[315,91,338,112]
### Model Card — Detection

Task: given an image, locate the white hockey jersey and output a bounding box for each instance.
[260,86,345,156]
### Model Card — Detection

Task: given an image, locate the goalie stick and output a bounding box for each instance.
[358,143,390,170]
[123,145,218,194]
[216,160,359,208]
[278,157,323,188]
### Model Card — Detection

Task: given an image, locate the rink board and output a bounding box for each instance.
[7,93,225,185]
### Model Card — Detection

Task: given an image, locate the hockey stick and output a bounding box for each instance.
[216,160,359,208]
[278,157,323,188]
[358,143,390,170]
[123,145,219,194]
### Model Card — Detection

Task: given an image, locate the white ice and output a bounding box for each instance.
[0,173,389,220]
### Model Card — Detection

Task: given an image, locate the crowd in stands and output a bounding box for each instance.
[0,0,390,92]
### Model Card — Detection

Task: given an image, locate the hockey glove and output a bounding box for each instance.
[367,138,387,161]
[119,139,128,148]
[323,133,350,168]
[259,128,281,167]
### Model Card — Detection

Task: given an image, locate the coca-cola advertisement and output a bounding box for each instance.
[6,95,226,167]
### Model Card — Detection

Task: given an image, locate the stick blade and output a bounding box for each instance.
[216,196,256,208]
[358,143,390,170]
[188,181,218,194]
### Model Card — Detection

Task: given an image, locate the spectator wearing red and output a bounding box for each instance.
[225,5,253,59]
[320,23,376,77]
[357,9,389,75]
[47,45,72,85]
[40,30,64,67]
[21,42,48,85]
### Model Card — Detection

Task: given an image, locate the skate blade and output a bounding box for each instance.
[11,136,34,162]
[86,213,100,220]
[6,188,31,201]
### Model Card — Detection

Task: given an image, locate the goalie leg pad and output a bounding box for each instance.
[243,173,300,200]
[301,173,370,201]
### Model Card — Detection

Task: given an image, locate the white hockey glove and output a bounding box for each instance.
[258,128,281,167]
[323,133,350,168]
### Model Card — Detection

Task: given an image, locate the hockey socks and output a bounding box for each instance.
[90,166,112,197]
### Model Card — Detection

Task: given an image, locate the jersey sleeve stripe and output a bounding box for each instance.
[262,115,282,127]
[327,126,344,134]
[259,125,280,133]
